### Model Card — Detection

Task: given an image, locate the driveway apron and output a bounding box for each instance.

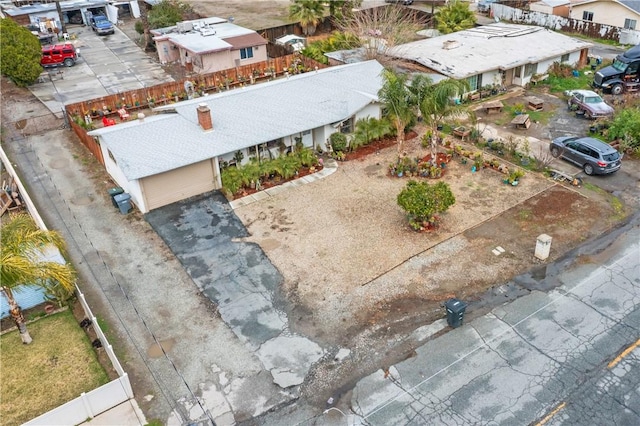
[145,191,324,389]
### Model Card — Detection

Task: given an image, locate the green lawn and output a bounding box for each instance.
[0,309,109,425]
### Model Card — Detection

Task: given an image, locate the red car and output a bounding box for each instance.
[41,43,77,67]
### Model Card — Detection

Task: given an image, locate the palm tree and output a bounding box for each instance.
[436,0,476,35]
[1,214,76,344]
[378,69,415,153]
[289,0,326,35]
[419,79,470,159]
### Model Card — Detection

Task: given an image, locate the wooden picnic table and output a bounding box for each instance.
[511,113,531,129]
[527,96,544,111]
[483,100,503,114]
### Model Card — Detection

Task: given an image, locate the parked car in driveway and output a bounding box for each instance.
[550,136,622,175]
[90,15,115,35]
[566,89,614,119]
[40,43,78,67]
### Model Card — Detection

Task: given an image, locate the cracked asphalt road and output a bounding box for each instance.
[346,220,640,425]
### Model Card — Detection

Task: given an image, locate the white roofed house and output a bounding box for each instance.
[386,23,592,93]
[152,16,268,74]
[87,61,385,213]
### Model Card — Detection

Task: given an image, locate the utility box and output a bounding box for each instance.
[114,192,132,214]
[108,187,124,207]
[445,298,467,328]
[535,234,552,260]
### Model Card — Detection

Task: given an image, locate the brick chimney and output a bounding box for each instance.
[197,103,213,131]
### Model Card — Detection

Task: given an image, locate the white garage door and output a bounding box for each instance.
[141,159,217,211]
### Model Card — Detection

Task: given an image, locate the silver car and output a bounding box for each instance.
[550,136,622,175]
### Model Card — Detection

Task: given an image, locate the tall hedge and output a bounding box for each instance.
[0,19,43,87]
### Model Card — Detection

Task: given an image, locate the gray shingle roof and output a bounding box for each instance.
[89,60,384,180]
[387,23,592,79]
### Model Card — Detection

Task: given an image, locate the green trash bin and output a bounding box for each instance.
[108,187,124,207]
[445,298,467,328]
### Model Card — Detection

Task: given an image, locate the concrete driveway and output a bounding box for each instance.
[30,24,173,118]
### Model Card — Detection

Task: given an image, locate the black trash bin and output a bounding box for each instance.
[108,187,124,207]
[444,298,467,328]
[114,192,132,214]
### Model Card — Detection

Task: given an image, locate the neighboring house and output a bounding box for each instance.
[530,0,571,17]
[88,60,385,213]
[152,16,268,74]
[386,23,592,91]
[569,0,640,29]
[0,0,125,28]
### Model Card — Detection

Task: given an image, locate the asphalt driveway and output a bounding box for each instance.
[145,191,325,395]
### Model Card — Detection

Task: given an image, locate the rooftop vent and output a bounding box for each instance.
[442,40,461,50]
[200,28,217,37]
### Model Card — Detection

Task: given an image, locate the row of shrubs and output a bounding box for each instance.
[221,147,319,196]
[328,116,396,160]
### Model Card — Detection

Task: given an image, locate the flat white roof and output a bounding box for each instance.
[387,23,593,79]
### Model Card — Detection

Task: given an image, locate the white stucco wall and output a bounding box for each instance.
[99,143,147,213]
[570,2,640,28]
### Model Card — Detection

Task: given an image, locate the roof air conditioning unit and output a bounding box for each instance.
[177,21,193,33]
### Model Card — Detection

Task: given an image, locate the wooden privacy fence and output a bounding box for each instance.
[66,54,328,165]
[66,54,327,119]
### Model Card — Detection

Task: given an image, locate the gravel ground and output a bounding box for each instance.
[234,128,557,343]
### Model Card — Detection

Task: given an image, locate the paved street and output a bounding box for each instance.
[346,221,640,425]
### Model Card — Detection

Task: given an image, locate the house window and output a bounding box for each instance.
[583,11,593,21]
[524,63,538,78]
[624,19,637,30]
[467,74,480,91]
[240,47,253,59]
[561,53,570,62]
[340,116,354,134]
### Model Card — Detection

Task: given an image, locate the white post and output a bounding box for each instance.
[535,234,552,260]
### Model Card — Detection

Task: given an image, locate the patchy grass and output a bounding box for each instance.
[582,182,627,221]
[545,70,594,94]
[0,309,109,425]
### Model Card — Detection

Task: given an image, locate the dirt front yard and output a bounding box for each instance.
[234,127,618,348]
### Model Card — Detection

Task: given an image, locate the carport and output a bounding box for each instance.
[1,0,138,29]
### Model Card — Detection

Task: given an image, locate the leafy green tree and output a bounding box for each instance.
[148,0,195,30]
[378,69,415,152]
[1,214,76,344]
[397,180,455,230]
[323,0,362,20]
[289,0,326,35]
[301,31,361,63]
[607,107,640,155]
[0,19,43,87]
[436,0,476,34]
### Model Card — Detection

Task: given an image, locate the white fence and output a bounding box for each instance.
[1,145,135,425]
[492,3,640,46]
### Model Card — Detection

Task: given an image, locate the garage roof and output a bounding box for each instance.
[2,0,108,16]
[89,60,384,180]
[386,23,592,79]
